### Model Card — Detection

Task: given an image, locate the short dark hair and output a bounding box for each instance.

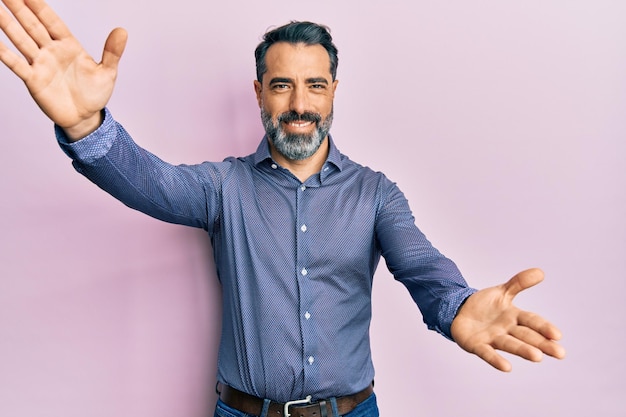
[254,21,339,82]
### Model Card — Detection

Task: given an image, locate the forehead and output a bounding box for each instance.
[263,42,332,81]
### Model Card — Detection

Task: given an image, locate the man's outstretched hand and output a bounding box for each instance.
[451,268,566,372]
[0,0,127,140]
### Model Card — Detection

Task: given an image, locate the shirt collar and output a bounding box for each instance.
[253,135,343,172]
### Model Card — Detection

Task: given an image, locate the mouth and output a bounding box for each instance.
[284,120,314,129]
[277,111,321,132]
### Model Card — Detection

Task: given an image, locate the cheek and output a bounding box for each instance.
[262,98,289,117]
[315,94,334,110]
[319,101,334,117]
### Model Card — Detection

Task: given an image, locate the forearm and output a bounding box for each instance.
[377,180,477,338]
[56,108,217,229]
[395,257,477,339]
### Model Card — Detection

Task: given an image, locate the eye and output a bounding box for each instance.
[272,83,290,90]
[310,84,326,89]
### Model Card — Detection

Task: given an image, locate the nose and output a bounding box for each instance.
[289,85,310,115]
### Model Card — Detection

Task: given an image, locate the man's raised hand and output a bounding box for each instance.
[0,0,127,140]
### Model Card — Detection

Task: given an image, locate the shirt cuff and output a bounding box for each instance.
[436,287,478,340]
[55,108,117,164]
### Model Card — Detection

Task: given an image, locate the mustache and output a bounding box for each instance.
[277,111,322,124]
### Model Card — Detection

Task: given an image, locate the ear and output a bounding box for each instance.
[254,80,263,108]
[332,79,339,95]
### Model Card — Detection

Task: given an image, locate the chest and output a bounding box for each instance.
[216,168,382,265]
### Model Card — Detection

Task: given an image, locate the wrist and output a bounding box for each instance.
[63,110,104,142]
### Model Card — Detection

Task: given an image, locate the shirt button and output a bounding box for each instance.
[271,163,278,169]
[300,185,306,191]
[301,268,308,276]
[308,356,315,365]
[301,224,307,232]
[305,312,311,320]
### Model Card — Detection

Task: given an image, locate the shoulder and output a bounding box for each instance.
[339,152,397,190]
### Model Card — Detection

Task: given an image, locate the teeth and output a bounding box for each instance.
[288,121,312,127]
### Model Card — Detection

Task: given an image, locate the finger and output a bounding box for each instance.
[514,315,566,359]
[503,268,544,299]
[3,0,52,47]
[510,326,566,360]
[101,27,127,70]
[537,339,566,359]
[0,39,32,78]
[517,310,563,341]
[492,333,544,362]
[511,324,548,346]
[509,325,565,359]
[473,343,513,372]
[0,4,40,62]
[24,0,72,41]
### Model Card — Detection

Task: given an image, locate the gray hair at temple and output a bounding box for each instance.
[254,21,339,82]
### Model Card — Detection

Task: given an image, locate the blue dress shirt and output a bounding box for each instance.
[56,108,476,403]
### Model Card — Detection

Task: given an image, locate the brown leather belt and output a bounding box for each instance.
[218,383,374,417]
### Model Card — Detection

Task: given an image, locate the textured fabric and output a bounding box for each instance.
[56,108,476,403]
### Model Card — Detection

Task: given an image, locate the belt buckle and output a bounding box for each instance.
[283,395,312,417]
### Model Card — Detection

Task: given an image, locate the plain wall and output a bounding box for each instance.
[1,0,624,416]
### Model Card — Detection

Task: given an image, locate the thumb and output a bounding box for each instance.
[503,268,544,299]
[101,27,128,70]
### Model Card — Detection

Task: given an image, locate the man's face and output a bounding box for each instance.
[254,42,338,161]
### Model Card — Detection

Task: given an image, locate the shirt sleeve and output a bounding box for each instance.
[55,108,224,232]
[375,177,477,339]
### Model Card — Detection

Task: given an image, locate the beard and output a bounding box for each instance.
[261,107,333,160]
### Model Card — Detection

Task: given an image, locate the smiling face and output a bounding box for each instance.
[254,42,338,161]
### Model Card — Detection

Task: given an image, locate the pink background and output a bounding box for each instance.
[1,0,624,416]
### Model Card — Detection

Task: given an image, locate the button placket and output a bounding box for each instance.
[296,181,318,386]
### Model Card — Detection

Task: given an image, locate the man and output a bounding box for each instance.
[0,1,565,416]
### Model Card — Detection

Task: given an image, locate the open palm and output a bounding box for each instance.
[0,0,127,138]
[451,268,566,372]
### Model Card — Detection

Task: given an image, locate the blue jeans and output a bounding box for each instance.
[214,392,379,417]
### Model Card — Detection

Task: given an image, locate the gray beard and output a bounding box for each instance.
[261,108,333,160]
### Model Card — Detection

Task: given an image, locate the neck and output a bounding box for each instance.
[270,137,330,182]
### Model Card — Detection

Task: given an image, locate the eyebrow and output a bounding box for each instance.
[306,77,329,85]
[269,77,329,85]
